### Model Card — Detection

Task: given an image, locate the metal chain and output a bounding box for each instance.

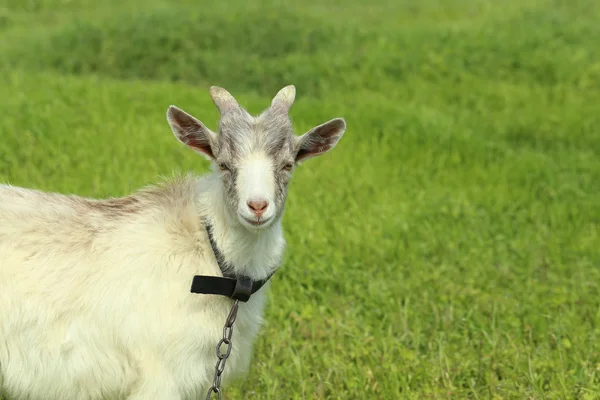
[205,299,240,400]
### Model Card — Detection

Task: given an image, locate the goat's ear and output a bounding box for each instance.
[294,118,346,163]
[167,106,218,160]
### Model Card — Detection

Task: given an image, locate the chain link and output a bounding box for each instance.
[205,300,240,400]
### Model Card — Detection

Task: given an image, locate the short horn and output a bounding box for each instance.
[270,85,296,113]
[209,86,241,115]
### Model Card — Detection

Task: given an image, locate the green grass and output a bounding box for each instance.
[1,0,600,398]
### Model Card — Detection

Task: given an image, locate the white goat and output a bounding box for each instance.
[0,85,346,400]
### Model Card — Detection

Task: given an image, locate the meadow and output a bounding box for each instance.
[1,0,599,398]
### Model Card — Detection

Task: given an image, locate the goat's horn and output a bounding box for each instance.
[270,85,296,113]
[209,86,241,115]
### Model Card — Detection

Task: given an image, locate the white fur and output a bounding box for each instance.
[0,172,285,400]
[236,152,276,226]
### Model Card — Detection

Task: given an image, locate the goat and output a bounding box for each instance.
[0,85,346,400]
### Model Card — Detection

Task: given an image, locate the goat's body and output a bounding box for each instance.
[0,83,346,400]
[0,174,283,399]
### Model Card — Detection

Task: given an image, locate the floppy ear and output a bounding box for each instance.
[166,105,218,160]
[294,118,346,163]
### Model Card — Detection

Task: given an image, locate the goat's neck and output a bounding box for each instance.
[198,173,286,281]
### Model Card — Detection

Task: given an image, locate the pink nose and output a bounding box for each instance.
[247,199,268,217]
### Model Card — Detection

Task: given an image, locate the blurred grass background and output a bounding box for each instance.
[1,0,599,398]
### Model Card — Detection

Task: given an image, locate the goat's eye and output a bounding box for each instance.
[282,163,293,172]
[218,163,230,172]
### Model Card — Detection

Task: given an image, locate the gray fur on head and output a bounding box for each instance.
[166,85,346,231]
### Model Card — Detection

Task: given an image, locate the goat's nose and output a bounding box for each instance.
[247,199,269,216]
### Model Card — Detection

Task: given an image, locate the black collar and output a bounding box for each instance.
[189,222,276,302]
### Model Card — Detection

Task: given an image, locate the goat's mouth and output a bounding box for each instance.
[241,215,272,227]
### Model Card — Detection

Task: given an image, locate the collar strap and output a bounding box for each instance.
[190,272,274,302]
[189,222,276,302]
